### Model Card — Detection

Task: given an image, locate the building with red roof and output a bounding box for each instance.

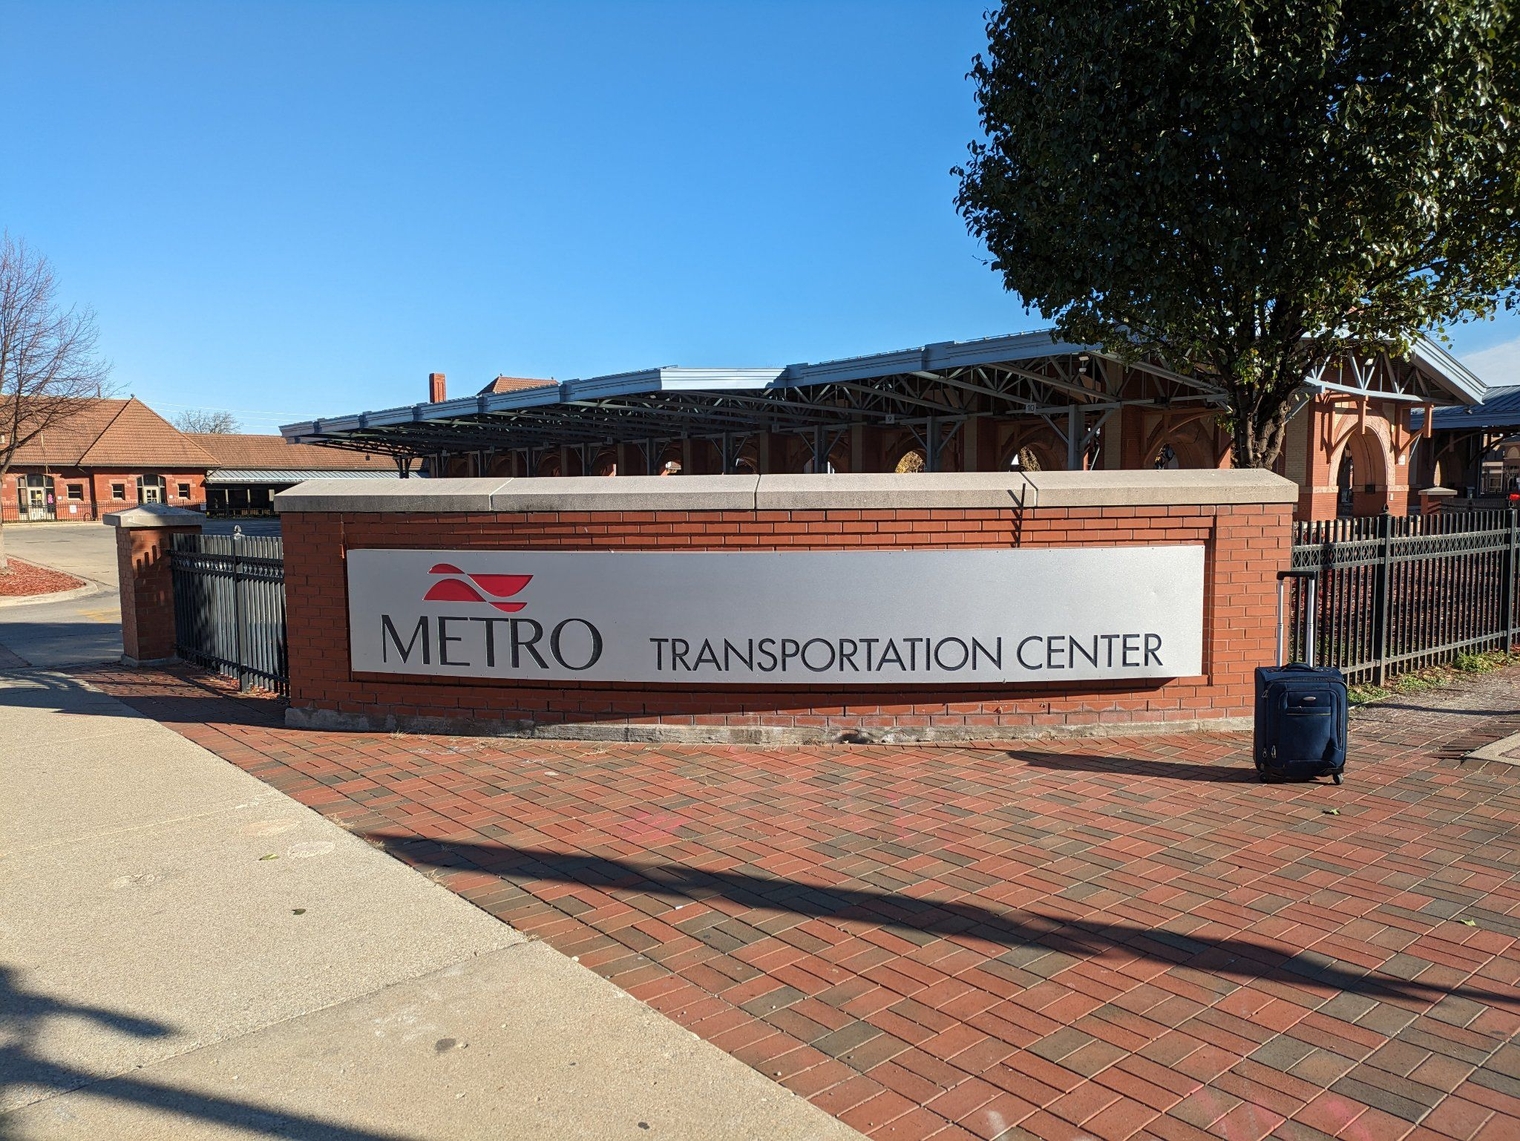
[3,398,408,522]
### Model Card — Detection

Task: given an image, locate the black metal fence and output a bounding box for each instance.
[1287,511,1519,686]
[169,530,289,693]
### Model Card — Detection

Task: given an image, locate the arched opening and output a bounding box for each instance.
[894,448,926,474]
[1336,452,1355,517]
[536,453,562,478]
[1333,428,1390,517]
[1001,436,1060,473]
[656,445,684,475]
[1144,416,1216,470]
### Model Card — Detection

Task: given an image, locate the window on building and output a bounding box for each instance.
[137,474,165,504]
[111,483,126,500]
[67,484,84,500]
[177,482,191,499]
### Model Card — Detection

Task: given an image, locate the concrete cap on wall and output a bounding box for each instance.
[273,477,515,513]
[491,474,760,512]
[102,504,207,529]
[1026,468,1299,506]
[755,472,1034,510]
[275,469,1300,513]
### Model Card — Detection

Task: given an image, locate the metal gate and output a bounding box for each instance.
[1287,511,1519,686]
[169,529,288,693]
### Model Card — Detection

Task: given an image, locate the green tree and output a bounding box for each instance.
[957,0,1520,468]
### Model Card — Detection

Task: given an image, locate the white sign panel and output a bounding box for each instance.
[346,547,1205,685]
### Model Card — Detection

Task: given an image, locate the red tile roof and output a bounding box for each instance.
[9,398,219,468]
[187,434,406,471]
[478,375,556,396]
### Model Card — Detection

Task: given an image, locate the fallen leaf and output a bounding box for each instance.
[1459,919,1477,927]
[259,853,279,861]
[1322,808,1340,815]
[292,908,306,915]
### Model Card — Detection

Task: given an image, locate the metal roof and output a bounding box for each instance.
[205,468,407,485]
[1421,385,1520,432]
[280,330,1486,459]
[1409,339,1487,404]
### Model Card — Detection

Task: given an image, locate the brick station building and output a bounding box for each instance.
[3,397,218,522]
[2,397,411,523]
[281,331,1493,521]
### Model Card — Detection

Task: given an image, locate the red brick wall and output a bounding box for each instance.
[280,502,1293,740]
[0,468,206,522]
[91,471,207,518]
[115,524,201,663]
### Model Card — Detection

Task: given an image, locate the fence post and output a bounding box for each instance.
[1373,512,1393,686]
[104,504,205,666]
[1507,509,1518,655]
[232,525,248,691]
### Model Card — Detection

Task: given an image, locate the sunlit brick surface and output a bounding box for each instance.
[83,664,1520,1141]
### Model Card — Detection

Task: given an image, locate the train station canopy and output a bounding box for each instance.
[280,330,1488,468]
[1422,385,1520,433]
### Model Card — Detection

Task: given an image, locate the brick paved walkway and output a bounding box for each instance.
[80,664,1520,1141]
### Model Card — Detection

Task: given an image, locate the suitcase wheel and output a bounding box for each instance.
[1332,773,1343,785]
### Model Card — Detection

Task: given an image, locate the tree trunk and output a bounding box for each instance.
[1228,387,1292,470]
[0,461,9,572]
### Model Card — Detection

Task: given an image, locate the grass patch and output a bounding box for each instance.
[1348,651,1515,706]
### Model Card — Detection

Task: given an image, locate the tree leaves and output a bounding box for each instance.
[958,0,1520,467]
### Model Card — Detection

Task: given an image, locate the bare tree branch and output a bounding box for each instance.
[0,233,112,569]
[173,409,241,434]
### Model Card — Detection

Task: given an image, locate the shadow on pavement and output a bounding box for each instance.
[1362,703,1520,717]
[0,965,422,1141]
[84,686,285,728]
[0,670,137,716]
[0,619,122,671]
[1009,748,1256,783]
[368,834,1520,1012]
[10,666,285,728]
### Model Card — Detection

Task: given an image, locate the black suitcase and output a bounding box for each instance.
[1254,569,1347,784]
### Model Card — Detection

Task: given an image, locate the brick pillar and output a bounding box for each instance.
[104,505,204,666]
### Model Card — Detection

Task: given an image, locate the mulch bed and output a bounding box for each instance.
[0,558,86,597]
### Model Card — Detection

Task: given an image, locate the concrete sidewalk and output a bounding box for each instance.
[0,668,859,1140]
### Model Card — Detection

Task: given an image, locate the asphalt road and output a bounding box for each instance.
[0,519,284,669]
[0,523,123,670]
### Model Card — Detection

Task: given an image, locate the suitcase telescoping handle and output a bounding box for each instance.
[1276,569,1319,668]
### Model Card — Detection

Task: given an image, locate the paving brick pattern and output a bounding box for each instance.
[82,664,1520,1141]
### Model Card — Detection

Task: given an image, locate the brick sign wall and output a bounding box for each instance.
[274,472,1295,743]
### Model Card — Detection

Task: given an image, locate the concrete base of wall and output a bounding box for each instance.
[121,653,178,668]
[284,704,1253,746]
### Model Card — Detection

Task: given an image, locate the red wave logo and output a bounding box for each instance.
[423,563,532,612]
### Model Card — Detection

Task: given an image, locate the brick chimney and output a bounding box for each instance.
[428,372,447,403]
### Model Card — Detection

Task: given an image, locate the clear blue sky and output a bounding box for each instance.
[6,1,1520,432]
